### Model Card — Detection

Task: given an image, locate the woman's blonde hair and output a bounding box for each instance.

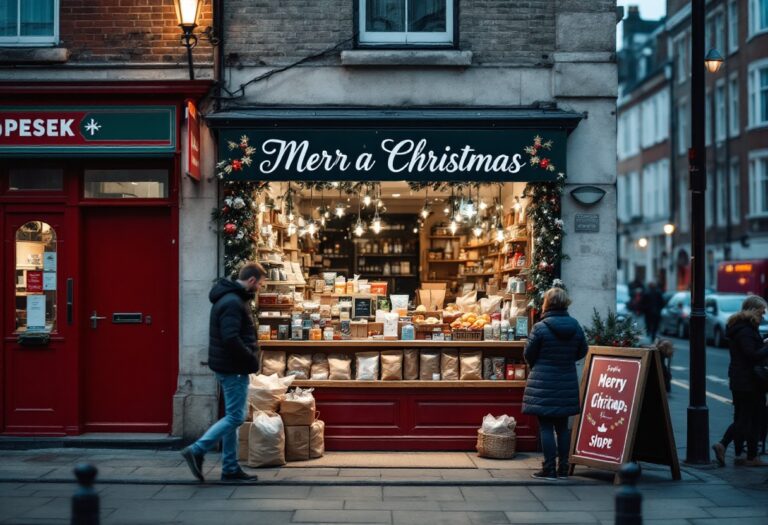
[542,287,571,312]
[727,295,768,328]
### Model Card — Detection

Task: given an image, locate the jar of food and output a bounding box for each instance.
[258,325,271,341]
[323,327,334,340]
[401,323,415,341]
[309,326,322,341]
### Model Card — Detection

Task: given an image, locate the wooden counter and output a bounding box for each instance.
[261,339,536,452]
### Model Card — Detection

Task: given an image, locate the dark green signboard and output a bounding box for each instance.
[217,128,567,182]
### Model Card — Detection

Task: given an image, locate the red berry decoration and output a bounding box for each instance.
[231,159,242,171]
[222,206,230,214]
[224,223,237,235]
[540,158,550,169]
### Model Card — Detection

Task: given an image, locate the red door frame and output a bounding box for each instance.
[0,80,209,435]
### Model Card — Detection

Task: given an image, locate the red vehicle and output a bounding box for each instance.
[717,260,768,299]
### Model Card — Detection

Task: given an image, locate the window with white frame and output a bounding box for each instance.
[617,175,628,223]
[748,150,768,216]
[0,0,57,46]
[658,159,670,219]
[748,59,768,127]
[715,11,726,53]
[359,0,454,45]
[705,91,713,145]
[730,157,740,222]
[728,0,739,53]
[716,167,727,225]
[642,164,656,219]
[628,106,640,157]
[641,98,655,149]
[674,34,688,84]
[729,73,740,136]
[748,0,768,37]
[656,89,669,143]
[630,171,641,219]
[677,100,689,155]
[715,81,727,142]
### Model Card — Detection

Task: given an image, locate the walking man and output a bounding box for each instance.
[642,282,664,343]
[181,263,266,482]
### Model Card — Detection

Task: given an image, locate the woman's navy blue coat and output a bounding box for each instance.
[522,309,589,417]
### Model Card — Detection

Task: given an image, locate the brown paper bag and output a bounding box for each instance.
[381,350,403,381]
[237,422,252,461]
[419,351,440,380]
[328,353,352,380]
[459,351,483,380]
[247,411,285,467]
[284,425,310,462]
[310,418,325,458]
[286,353,312,379]
[280,395,316,426]
[356,352,380,380]
[310,353,330,380]
[260,350,286,377]
[441,350,459,380]
[404,349,419,380]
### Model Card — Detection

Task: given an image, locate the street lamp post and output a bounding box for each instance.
[687,0,722,465]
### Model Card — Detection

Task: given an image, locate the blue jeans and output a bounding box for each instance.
[538,416,570,472]
[191,373,249,474]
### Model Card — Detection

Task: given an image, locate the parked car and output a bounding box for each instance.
[660,291,691,338]
[705,293,768,347]
[616,284,630,322]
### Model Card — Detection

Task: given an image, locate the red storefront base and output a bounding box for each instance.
[312,387,538,451]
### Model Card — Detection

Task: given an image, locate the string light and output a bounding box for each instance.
[473,222,483,238]
[287,222,297,236]
[450,219,458,235]
[335,188,346,218]
[495,224,505,243]
[354,219,365,237]
[363,194,372,207]
[371,213,382,234]
[307,221,317,236]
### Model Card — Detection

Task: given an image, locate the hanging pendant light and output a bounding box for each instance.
[371,213,382,234]
[335,188,346,218]
[354,219,365,237]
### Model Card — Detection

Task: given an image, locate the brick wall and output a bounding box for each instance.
[225,0,587,66]
[59,0,213,63]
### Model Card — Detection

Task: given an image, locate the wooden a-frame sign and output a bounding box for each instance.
[568,346,681,481]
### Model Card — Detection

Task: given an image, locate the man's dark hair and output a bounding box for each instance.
[238,262,266,281]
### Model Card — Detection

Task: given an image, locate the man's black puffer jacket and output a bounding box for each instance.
[522,309,589,417]
[207,278,259,375]
[727,314,768,393]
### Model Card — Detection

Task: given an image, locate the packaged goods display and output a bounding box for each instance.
[460,351,483,380]
[261,351,287,377]
[404,348,419,380]
[280,387,316,426]
[419,351,440,381]
[440,350,459,380]
[310,353,330,380]
[380,350,404,381]
[328,354,352,380]
[248,411,286,467]
[284,425,311,462]
[355,352,380,380]
[286,353,312,379]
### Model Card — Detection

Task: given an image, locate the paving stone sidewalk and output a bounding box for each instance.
[1,448,767,524]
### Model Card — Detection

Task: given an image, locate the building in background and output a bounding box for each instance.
[617,1,768,292]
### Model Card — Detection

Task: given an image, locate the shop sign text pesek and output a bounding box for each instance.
[218,128,567,182]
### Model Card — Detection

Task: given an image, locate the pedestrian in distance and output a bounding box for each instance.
[642,282,665,343]
[181,262,266,482]
[522,287,589,481]
[712,295,768,468]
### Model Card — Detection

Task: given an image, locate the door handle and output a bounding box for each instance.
[67,278,74,325]
[90,310,107,329]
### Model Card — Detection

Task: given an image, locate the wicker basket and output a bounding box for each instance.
[476,430,517,459]
[452,329,483,341]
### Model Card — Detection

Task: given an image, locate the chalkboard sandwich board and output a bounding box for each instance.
[568,346,681,482]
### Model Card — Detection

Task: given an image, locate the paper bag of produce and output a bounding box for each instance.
[286,353,312,379]
[404,349,419,380]
[419,351,440,380]
[328,353,352,380]
[260,350,287,377]
[280,387,316,426]
[381,350,403,381]
[460,351,483,380]
[237,422,252,461]
[284,425,311,462]
[248,373,295,412]
[247,411,285,467]
[310,417,325,458]
[441,349,459,380]
[310,353,330,380]
[356,352,380,380]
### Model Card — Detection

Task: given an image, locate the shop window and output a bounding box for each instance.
[15,221,57,332]
[83,169,169,199]
[8,168,63,191]
[358,0,454,46]
[0,0,58,46]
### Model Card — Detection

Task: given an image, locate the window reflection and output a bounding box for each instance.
[15,221,56,332]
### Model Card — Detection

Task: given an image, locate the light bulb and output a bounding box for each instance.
[335,204,345,218]
[354,220,365,237]
[443,205,450,214]
[259,203,267,213]
[450,220,458,235]
[496,227,505,243]
[323,209,330,219]
[420,206,430,219]
[455,213,463,224]
[372,216,382,234]
[287,222,297,236]
[331,181,340,188]
[308,222,317,236]
[473,225,483,237]
[363,195,372,207]
[413,227,419,234]
[287,212,295,221]
[377,199,384,208]
[320,216,327,227]
[479,200,488,211]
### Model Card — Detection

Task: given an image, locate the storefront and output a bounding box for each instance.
[206,108,582,451]
[0,81,210,436]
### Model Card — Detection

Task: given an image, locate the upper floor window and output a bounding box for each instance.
[749,0,768,37]
[359,0,454,45]
[673,34,688,84]
[748,150,768,217]
[728,0,739,53]
[747,59,768,128]
[0,0,58,46]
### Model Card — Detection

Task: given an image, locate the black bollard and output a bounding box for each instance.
[615,462,642,525]
[71,463,99,525]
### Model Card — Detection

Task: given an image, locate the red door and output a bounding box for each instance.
[3,210,72,435]
[81,207,176,432]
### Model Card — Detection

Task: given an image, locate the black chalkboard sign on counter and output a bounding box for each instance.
[353,297,373,318]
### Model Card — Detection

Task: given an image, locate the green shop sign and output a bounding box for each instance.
[0,106,176,155]
[216,127,569,182]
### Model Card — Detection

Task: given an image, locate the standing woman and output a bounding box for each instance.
[523,287,589,480]
[721,295,768,467]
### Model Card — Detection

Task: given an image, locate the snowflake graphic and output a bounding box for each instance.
[84,118,102,136]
